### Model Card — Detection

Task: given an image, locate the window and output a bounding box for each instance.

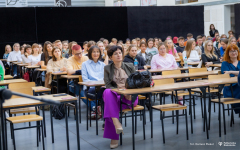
[176,0,198,4]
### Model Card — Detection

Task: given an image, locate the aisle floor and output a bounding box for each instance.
[5,96,240,150]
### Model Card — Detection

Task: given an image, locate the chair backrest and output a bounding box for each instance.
[8,82,35,99]
[79,75,83,82]
[189,68,207,74]
[162,70,181,76]
[154,78,174,86]
[208,74,230,81]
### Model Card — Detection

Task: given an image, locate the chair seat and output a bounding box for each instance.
[66,103,75,108]
[191,88,218,93]
[152,104,187,112]
[164,91,194,96]
[10,107,37,114]
[211,98,240,104]
[7,114,43,124]
[80,97,95,101]
[122,105,144,112]
[32,86,51,93]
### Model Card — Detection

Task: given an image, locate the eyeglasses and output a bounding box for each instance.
[229,50,238,53]
[74,53,82,56]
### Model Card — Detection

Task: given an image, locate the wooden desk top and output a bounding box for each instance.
[51,72,67,75]
[152,71,219,80]
[13,62,22,65]
[78,80,105,86]
[35,68,46,71]
[147,67,196,73]
[25,66,40,69]
[18,63,28,66]
[61,75,80,79]
[188,62,200,65]
[8,60,17,63]
[32,86,51,92]
[209,64,221,67]
[112,77,238,95]
[176,59,181,62]
[0,79,27,86]
[3,94,77,109]
[4,75,13,80]
[0,59,7,61]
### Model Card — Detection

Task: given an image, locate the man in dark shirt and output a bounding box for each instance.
[176,36,185,56]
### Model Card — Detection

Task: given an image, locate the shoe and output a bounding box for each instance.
[116,128,124,135]
[110,143,118,149]
[102,123,105,130]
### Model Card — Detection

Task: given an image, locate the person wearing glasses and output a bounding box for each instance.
[67,45,88,97]
[201,40,220,68]
[221,44,240,115]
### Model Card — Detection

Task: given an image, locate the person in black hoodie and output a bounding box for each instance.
[123,44,147,70]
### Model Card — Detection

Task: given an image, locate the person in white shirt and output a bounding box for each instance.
[28,44,41,66]
[182,40,200,62]
[21,45,32,64]
[146,38,158,56]
[7,43,22,77]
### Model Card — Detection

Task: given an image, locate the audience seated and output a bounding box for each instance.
[176,36,185,56]
[151,42,178,69]
[123,45,147,70]
[221,44,240,114]
[3,45,12,59]
[103,45,138,149]
[182,40,200,62]
[137,41,153,65]
[7,43,22,77]
[201,40,220,68]
[21,45,32,64]
[62,40,69,58]
[146,38,158,55]
[165,39,179,59]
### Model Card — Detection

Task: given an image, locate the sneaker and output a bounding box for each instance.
[13,74,17,78]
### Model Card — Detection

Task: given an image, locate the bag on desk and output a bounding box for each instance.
[125,70,152,89]
[52,104,65,120]
[23,71,30,82]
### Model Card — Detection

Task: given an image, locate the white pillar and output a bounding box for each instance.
[125,0,140,6]
[157,0,175,6]
[223,5,231,35]
[105,0,114,6]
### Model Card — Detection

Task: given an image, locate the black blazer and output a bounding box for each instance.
[209,29,218,37]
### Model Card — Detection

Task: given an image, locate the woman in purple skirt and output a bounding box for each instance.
[103,46,138,149]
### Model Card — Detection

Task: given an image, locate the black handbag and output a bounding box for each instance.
[125,70,153,89]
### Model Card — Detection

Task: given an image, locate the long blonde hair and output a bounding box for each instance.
[184,40,195,58]
[164,39,176,55]
[5,45,12,54]
[126,44,137,56]
[228,37,237,46]
[204,40,218,59]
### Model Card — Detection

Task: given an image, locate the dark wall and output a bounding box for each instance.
[0,6,204,57]
[36,7,128,44]
[0,8,37,57]
[127,6,204,40]
[235,4,240,38]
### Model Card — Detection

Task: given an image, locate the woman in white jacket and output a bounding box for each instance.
[182,40,200,62]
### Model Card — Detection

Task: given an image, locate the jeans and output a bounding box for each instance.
[12,64,17,76]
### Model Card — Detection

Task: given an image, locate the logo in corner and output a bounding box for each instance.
[218,142,223,146]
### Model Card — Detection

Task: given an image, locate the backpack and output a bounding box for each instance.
[52,104,65,120]
[23,71,30,82]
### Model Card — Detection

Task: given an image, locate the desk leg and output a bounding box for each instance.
[149,93,153,138]
[188,89,193,134]
[42,107,46,137]
[65,104,70,150]
[199,87,209,139]
[50,106,54,143]
[120,95,123,145]
[57,75,59,93]
[75,101,80,150]
[131,94,138,150]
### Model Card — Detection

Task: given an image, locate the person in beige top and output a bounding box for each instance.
[67,44,88,97]
[46,47,67,84]
[67,44,88,75]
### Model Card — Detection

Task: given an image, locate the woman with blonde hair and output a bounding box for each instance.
[202,40,220,68]
[164,39,179,59]
[228,37,237,45]
[182,40,200,62]
[3,45,12,59]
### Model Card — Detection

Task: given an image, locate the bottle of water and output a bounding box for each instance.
[184,57,188,68]
[134,59,138,71]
